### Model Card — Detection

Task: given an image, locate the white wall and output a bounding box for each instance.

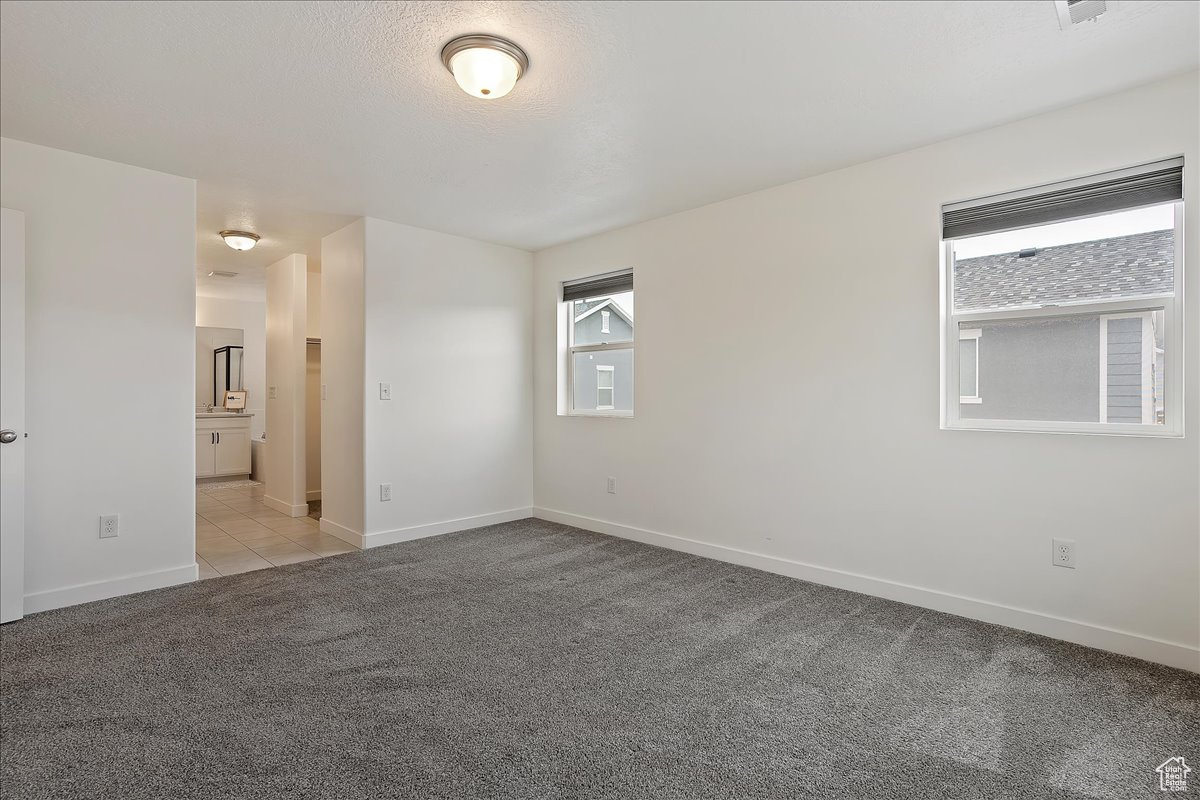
[317,218,533,547]
[0,138,197,610]
[264,254,307,516]
[305,270,321,499]
[361,217,533,545]
[306,270,321,340]
[196,296,266,438]
[305,342,321,500]
[532,73,1200,671]
[319,220,365,539]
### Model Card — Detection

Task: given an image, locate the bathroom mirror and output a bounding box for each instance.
[196,327,244,408]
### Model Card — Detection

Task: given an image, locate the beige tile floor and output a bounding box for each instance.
[195,482,358,578]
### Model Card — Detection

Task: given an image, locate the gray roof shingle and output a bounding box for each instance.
[954,229,1174,311]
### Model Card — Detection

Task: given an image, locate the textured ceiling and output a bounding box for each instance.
[193,190,351,298]
[2,0,1198,273]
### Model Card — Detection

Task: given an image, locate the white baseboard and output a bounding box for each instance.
[196,473,250,485]
[533,507,1199,673]
[306,490,322,502]
[320,517,365,548]
[363,507,534,550]
[23,563,198,615]
[264,495,309,518]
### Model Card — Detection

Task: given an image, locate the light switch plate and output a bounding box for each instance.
[321,384,327,400]
[268,386,278,400]
[380,382,392,400]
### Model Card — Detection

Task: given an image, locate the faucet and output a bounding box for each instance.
[206,402,214,413]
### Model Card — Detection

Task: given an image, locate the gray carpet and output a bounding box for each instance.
[2,519,1197,800]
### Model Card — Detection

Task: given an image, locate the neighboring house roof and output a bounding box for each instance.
[574,298,633,326]
[954,229,1173,311]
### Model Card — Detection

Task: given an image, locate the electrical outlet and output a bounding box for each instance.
[606,476,616,494]
[380,483,392,502]
[379,382,392,400]
[1052,537,1076,569]
[321,384,327,400]
[99,514,119,539]
[268,386,278,400]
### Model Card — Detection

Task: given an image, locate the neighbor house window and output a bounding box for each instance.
[596,366,614,409]
[563,269,633,416]
[959,329,981,404]
[941,157,1183,436]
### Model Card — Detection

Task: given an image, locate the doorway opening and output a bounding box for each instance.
[194,260,351,577]
[305,338,322,521]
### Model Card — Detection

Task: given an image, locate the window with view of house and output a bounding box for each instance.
[564,269,633,415]
[942,158,1183,435]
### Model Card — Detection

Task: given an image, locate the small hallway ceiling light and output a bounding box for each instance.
[441,34,528,99]
[220,230,260,251]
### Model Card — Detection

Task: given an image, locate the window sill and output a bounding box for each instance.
[943,419,1182,438]
[562,410,634,419]
[959,397,983,405]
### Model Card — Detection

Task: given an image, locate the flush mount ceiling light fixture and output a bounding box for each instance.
[219,230,260,251]
[440,34,528,100]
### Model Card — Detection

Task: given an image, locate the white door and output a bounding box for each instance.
[1,208,27,623]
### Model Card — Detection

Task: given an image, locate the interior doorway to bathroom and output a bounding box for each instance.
[305,338,322,520]
[194,260,351,577]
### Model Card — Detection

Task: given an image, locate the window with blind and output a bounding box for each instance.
[563,269,633,416]
[941,158,1183,436]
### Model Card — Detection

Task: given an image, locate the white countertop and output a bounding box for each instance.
[195,412,255,419]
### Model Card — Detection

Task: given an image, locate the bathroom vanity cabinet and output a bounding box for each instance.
[196,413,253,478]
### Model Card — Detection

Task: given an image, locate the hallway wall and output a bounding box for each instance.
[318,220,365,538]
[264,253,308,517]
[305,342,321,501]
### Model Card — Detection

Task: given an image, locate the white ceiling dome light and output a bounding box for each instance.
[440,34,528,100]
[219,230,260,251]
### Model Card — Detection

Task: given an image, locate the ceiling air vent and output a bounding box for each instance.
[1056,0,1115,29]
[207,270,239,278]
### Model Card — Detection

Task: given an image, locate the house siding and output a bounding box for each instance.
[574,304,633,345]
[572,299,634,412]
[959,316,1101,423]
[959,313,1159,425]
[572,349,634,412]
[1105,316,1149,424]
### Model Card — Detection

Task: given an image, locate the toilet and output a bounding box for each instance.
[250,435,266,483]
